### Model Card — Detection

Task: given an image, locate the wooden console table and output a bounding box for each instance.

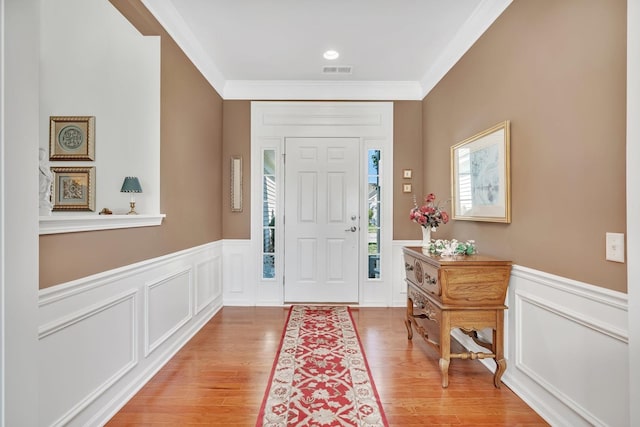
[403,246,512,388]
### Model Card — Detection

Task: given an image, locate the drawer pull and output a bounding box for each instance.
[424,273,437,285]
[405,262,414,271]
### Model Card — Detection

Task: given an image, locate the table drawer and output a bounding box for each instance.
[440,266,510,305]
[405,252,441,296]
[408,285,442,325]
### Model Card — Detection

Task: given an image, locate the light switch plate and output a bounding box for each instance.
[605,232,625,263]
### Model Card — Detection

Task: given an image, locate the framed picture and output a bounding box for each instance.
[402,183,412,193]
[451,121,511,223]
[403,169,412,179]
[49,116,95,160]
[51,167,96,211]
[231,156,243,212]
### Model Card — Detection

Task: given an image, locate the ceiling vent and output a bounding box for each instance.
[322,65,352,74]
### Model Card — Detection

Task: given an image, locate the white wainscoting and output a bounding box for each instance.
[391,240,418,307]
[222,239,258,306]
[450,265,628,427]
[225,239,413,307]
[38,242,223,427]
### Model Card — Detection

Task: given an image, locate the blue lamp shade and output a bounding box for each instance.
[120,177,142,193]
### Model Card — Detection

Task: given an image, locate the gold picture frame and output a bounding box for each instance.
[49,116,95,160]
[402,183,412,193]
[51,167,96,211]
[451,121,511,223]
[403,169,412,179]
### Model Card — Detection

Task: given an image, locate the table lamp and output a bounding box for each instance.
[120,176,142,214]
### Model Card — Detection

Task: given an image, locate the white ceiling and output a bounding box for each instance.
[142,0,512,100]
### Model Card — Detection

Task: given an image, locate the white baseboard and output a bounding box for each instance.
[38,242,223,427]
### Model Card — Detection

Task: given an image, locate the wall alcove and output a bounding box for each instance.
[38,0,163,234]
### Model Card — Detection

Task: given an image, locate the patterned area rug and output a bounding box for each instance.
[257,305,388,427]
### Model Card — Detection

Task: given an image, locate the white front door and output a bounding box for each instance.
[284,137,360,303]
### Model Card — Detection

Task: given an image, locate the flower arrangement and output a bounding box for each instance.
[428,239,477,256]
[409,193,449,231]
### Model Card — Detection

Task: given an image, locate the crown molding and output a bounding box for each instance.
[223,80,423,100]
[141,0,226,94]
[419,0,513,98]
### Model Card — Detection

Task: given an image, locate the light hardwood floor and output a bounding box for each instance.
[107,307,549,426]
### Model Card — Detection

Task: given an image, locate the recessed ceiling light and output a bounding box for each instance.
[323,50,339,60]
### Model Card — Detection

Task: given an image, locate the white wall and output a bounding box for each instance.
[1,0,40,425]
[39,0,160,215]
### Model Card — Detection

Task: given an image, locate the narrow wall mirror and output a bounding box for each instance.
[231,156,243,212]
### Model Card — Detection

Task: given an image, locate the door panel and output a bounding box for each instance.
[284,137,359,303]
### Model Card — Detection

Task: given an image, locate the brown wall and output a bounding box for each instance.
[222,101,252,239]
[393,101,424,240]
[39,1,223,288]
[422,0,627,292]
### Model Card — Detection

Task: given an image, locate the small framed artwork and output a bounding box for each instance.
[402,183,412,193]
[230,156,243,212]
[403,169,412,179]
[51,167,96,211]
[49,116,95,160]
[451,120,511,223]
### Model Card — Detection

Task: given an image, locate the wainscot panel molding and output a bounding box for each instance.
[39,290,137,426]
[144,268,193,357]
[451,265,628,427]
[195,255,222,314]
[38,241,223,427]
[222,239,257,306]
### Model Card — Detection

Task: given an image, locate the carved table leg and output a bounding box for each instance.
[493,310,506,388]
[494,358,507,388]
[439,311,451,388]
[439,358,450,388]
[405,297,414,340]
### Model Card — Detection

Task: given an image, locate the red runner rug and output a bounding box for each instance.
[257,305,388,427]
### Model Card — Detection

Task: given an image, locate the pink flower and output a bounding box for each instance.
[409,193,449,230]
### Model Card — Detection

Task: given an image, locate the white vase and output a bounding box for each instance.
[421,226,431,250]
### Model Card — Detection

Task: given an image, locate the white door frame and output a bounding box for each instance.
[1,0,40,424]
[251,101,394,306]
[627,0,640,424]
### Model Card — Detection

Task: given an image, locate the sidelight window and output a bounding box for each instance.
[367,150,381,279]
[262,149,277,279]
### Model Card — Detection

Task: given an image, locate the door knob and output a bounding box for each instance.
[345,226,357,232]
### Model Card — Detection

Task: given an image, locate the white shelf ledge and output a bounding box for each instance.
[39,214,166,235]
